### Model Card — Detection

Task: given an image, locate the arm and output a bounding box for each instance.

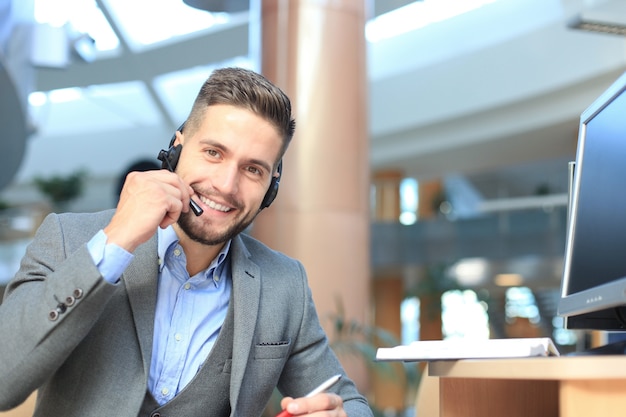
[0,213,119,410]
[275,264,373,417]
[0,170,193,411]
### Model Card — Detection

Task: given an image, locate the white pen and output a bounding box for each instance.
[275,374,342,417]
[304,374,342,397]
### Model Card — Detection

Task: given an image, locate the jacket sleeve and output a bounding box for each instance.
[0,213,118,410]
[276,262,373,417]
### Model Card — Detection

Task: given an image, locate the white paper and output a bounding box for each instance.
[376,337,560,362]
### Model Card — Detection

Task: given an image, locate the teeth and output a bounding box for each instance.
[199,195,231,212]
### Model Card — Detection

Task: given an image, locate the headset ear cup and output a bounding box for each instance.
[260,160,282,210]
[158,144,182,171]
[261,177,279,210]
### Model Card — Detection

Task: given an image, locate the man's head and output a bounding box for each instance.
[171,68,295,247]
[184,67,295,170]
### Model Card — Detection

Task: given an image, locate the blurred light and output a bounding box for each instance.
[451,258,488,286]
[30,23,69,68]
[28,91,47,107]
[505,286,540,322]
[73,34,97,62]
[399,177,418,225]
[35,0,119,52]
[48,87,83,103]
[366,0,498,42]
[552,316,578,345]
[106,0,230,48]
[442,289,490,340]
[439,200,453,215]
[399,212,417,225]
[401,297,420,345]
[34,0,70,27]
[495,273,524,287]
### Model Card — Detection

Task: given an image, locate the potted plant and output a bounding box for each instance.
[33,169,87,212]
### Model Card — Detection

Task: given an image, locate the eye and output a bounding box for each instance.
[246,166,262,176]
[206,149,220,159]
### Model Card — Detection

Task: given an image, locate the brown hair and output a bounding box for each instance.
[185,67,296,164]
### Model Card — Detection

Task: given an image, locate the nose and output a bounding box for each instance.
[213,163,239,196]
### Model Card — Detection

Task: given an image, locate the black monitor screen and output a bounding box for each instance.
[567,88,626,294]
[559,71,626,328]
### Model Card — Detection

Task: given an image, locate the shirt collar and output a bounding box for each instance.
[157,226,231,280]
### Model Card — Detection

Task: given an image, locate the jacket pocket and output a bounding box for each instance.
[254,339,291,359]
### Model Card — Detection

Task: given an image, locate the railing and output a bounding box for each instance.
[371,206,568,269]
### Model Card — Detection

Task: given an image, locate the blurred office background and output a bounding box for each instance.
[1,0,626,414]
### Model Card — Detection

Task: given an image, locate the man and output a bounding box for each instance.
[0,67,373,417]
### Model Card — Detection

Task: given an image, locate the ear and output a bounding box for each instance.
[173,130,184,147]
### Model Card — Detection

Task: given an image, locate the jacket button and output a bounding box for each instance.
[65,296,76,307]
[151,413,161,417]
[73,288,84,299]
[48,310,59,321]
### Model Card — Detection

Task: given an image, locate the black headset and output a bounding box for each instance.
[157,123,281,210]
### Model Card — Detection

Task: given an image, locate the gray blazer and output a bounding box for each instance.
[0,210,372,417]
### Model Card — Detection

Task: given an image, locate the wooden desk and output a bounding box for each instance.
[427,356,626,417]
[0,392,36,417]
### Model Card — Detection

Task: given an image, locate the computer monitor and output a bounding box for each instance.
[558,71,626,340]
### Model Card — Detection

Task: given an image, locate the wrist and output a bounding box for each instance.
[103,224,140,253]
[88,230,133,284]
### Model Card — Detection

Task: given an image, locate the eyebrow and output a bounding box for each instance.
[200,139,273,175]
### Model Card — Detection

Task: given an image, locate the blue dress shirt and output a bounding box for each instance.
[87,227,232,405]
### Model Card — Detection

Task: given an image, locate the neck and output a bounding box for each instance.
[174,225,225,276]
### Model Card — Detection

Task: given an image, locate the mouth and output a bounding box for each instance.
[198,194,233,213]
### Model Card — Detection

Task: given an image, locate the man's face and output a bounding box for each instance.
[173,104,283,246]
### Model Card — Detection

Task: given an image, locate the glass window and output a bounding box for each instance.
[35,0,119,55]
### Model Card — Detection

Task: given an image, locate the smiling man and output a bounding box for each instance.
[0,68,373,417]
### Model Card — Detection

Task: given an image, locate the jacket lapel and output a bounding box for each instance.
[228,235,261,414]
[123,234,159,376]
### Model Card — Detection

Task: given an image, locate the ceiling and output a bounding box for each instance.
[2,0,626,209]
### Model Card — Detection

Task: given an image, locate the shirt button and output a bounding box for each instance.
[175,333,182,341]
[161,387,169,396]
[174,248,181,257]
[184,283,191,290]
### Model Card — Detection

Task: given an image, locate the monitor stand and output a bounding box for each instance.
[568,339,626,356]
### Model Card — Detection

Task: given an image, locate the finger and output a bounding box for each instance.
[285,393,343,415]
[280,397,294,410]
[159,196,185,229]
[135,171,191,216]
[317,393,343,412]
[106,171,189,251]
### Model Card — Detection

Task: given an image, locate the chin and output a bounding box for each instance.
[178,210,253,246]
